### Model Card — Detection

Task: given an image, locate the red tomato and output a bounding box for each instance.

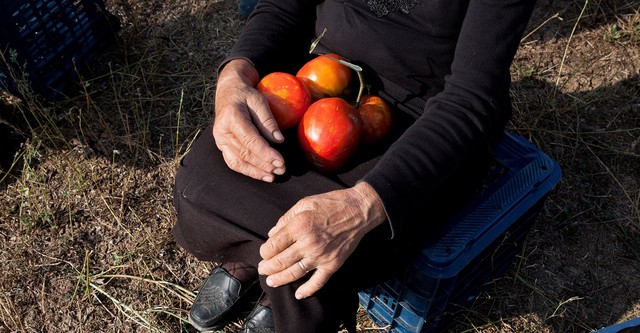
[297,97,363,173]
[357,95,393,145]
[257,72,312,130]
[296,54,352,101]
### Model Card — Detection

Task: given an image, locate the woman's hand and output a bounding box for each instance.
[257,182,387,299]
[213,58,286,182]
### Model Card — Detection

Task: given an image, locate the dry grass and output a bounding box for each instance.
[1,0,639,332]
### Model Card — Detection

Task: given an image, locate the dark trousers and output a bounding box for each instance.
[172,121,489,332]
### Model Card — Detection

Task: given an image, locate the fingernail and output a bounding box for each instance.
[262,175,274,182]
[272,159,284,168]
[295,292,305,300]
[273,167,285,175]
[267,228,274,236]
[273,130,284,142]
[266,277,275,287]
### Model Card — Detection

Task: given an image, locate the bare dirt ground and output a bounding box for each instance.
[1,0,639,332]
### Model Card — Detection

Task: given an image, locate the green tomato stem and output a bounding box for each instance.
[309,28,366,106]
[309,28,327,54]
[355,70,365,107]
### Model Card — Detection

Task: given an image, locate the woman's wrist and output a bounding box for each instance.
[352,181,387,232]
[214,58,261,116]
[218,58,260,88]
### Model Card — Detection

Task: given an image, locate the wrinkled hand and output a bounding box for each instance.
[258,182,387,299]
[213,58,285,182]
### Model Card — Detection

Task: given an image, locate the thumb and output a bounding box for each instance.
[295,269,333,299]
[268,212,291,237]
[246,92,285,143]
[268,202,304,236]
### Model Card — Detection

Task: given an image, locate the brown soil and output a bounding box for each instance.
[1,0,639,332]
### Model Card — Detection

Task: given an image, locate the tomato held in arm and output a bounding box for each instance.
[357,95,393,145]
[297,97,363,173]
[296,54,352,101]
[257,72,312,130]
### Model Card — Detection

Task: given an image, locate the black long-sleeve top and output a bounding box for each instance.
[223,0,536,238]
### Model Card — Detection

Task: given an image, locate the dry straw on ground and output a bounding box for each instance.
[1,0,639,332]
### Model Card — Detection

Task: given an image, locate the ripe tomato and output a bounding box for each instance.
[257,72,312,130]
[357,95,393,145]
[296,54,352,101]
[297,97,363,173]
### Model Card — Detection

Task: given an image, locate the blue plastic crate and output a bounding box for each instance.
[0,0,118,99]
[358,131,562,333]
[593,318,640,333]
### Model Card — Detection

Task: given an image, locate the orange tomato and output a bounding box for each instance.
[357,95,393,145]
[296,54,352,101]
[257,72,312,130]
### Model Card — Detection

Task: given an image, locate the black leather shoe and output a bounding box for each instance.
[188,266,258,332]
[240,295,275,333]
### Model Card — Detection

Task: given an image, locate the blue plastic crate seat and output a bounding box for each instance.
[0,0,118,99]
[593,318,640,333]
[359,131,562,333]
